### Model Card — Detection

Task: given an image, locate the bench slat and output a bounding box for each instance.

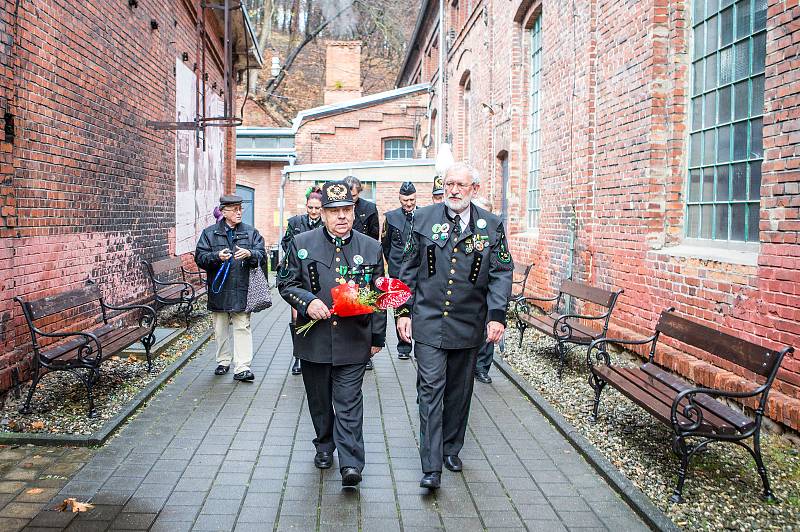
[41,324,142,362]
[560,279,618,308]
[596,365,739,435]
[641,362,755,431]
[522,313,598,342]
[150,257,183,276]
[656,311,780,378]
[618,366,738,432]
[28,285,102,319]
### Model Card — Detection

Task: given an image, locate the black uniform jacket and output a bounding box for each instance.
[278,227,388,365]
[398,203,513,350]
[195,220,267,312]
[353,198,380,240]
[381,207,415,278]
[281,214,323,252]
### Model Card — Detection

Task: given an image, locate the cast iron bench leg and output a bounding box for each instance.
[19,369,40,415]
[141,332,156,372]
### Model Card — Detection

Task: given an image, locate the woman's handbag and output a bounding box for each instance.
[245,260,272,313]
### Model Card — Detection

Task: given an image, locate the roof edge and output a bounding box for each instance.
[396,0,434,87]
[291,83,431,131]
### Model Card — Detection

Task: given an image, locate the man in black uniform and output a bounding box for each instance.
[278,181,386,488]
[343,175,380,240]
[397,162,513,490]
[281,188,323,375]
[381,181,417,360]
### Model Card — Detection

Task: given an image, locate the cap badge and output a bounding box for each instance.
[327,184,347,201]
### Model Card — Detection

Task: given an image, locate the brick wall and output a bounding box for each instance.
[0,0,229,390]
[400,0,800,431]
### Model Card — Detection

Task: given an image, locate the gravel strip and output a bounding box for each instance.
[0,301,212,437]
[500,325,800,531]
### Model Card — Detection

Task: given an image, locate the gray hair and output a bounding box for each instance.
[343,175,362,192]
[444,162,481,185]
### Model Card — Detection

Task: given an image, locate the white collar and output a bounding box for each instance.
[447,206,470,230]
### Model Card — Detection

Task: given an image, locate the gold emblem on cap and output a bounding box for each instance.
[434,176,443,189]
[328,184,347,200]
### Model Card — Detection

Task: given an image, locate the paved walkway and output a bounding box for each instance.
[0,298,648,531]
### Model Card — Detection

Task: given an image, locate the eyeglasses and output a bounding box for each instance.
[223,206,244,212]
[443,181,473,190]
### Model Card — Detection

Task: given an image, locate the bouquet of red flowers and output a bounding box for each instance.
[296,277,411,336]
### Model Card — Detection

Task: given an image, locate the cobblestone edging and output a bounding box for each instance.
[494,357,680,532]
[0,329,213,447]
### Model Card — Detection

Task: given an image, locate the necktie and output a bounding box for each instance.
[453,215,462,238]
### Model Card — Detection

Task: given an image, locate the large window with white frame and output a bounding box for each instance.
[687,0,767,242]
[527,16,542,229]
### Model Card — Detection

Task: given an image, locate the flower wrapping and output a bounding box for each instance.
[296,277,411,335]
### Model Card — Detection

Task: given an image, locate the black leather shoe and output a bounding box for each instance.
[341,467,362,487]
[314,451,333,469]
[419,471,441,489]
[475,372,492,384]
[444,455,463,472]
[214,365,229,375]
[291,357,302,375]
[365,359,374,370]
[398,353,411,360]
[233,370,255,382]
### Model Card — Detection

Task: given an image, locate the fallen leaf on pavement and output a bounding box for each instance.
[55,498,94,512]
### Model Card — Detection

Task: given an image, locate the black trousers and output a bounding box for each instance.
[301,360,367,471]
[475,341,494,375]
[415,343,478,473]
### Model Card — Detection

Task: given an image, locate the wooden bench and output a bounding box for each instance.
[14,285,157,418]
[587,308,794,503]
[142,256,207,327]
[511,262,534,302]
[512,279,622,376]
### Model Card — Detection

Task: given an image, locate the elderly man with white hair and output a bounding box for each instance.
[397,162,514,490]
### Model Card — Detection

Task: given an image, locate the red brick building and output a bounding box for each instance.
[398,0,800,431]
[0,1,260,389]
[237,41,437,249]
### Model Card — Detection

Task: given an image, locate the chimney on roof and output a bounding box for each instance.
[324,41,362,105]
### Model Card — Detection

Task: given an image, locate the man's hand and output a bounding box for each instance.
[370,346,382,357]
[218,248,232,261]
[307,299,332,320]
[397,316,412,343]
[233,246,252,260]
[486,321,505,344]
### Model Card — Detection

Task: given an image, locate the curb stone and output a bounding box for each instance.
[494,357,680,532]
[0,329,213,447]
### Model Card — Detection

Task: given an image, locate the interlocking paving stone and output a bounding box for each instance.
[0,298,652,531]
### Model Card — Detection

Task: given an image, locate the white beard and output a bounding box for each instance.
[444,195,471,212]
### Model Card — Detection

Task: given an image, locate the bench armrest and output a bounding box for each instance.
[586,335,658,369]
[552,312,609,338]
[29,329,104,363]
[518,294,559,304]
[102,302,157,331]
[158,279,196,298]
[670,385,765,433]
[181,266,206,282]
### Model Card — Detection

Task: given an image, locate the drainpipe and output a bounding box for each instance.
[437,0,445,148]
